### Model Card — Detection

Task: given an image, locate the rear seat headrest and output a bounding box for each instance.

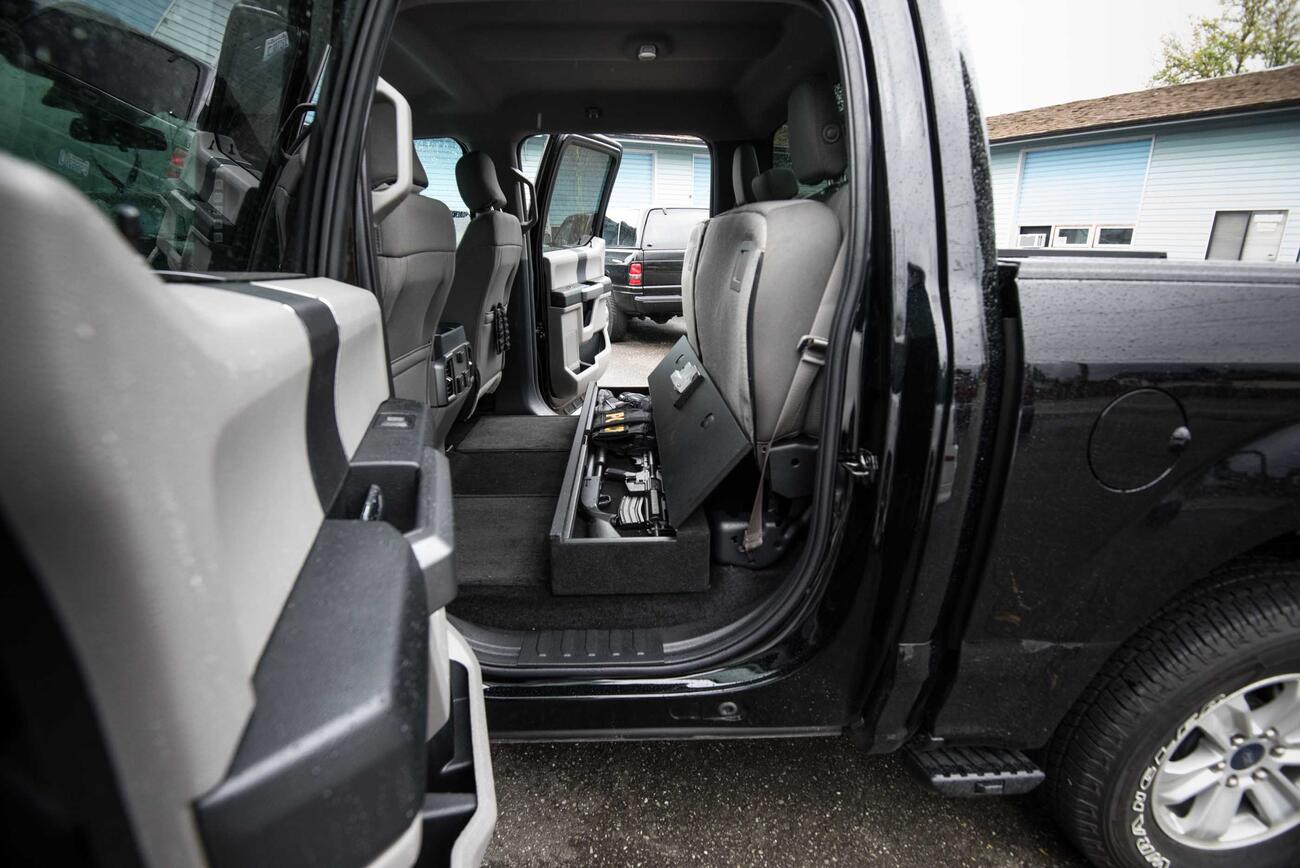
[731,143,760,205]
[787,76,846,185]
[366,100,428,190]
[456,151,508,212]
[751,167,798,202]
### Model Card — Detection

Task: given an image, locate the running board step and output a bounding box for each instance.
[902,743,1044,797]
[516,628,664,666]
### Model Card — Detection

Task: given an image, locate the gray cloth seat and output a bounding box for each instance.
[750,166,799,202]
[686,76,847,448]
[731,143,760,205]
[367,102,457,403]
[442,151,523,409]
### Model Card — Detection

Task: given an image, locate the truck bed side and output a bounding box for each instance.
[934,258,1300,747]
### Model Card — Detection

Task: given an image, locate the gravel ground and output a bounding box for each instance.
[484,737,1089,867]
[599,316,686,388]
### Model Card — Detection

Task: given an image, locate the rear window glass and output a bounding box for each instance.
[0,0,352,274]
[414,137,470,241]
[603,208,642,247]
[642,208,707,250]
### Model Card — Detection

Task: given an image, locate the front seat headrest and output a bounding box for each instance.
[366,100,428,190]
[751,167,799,202]
[787,76,846,185]
[456,151,508,212]
[731,143,760,205]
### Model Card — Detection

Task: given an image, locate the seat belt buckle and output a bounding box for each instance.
[797,334,828,366]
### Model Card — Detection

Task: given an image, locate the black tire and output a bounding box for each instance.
[1047,560,1300,868]
[608,305,629,343]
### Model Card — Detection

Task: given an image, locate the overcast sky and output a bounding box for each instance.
[949,0,1224,116]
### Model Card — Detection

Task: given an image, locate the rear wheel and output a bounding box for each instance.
[608,304,629,342]
[1048,561,1300,868]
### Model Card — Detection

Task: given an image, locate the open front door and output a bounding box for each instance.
[0,2,494,866]
[532,134,623,406]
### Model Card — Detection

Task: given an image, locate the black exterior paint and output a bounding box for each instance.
[932,262,1300,747]
[483,0,1300,754]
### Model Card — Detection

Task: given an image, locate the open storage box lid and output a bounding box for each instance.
[648,336,751,524]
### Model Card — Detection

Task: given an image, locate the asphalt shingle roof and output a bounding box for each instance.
[986,64,1300,143]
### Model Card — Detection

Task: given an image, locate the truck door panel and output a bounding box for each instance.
[533,134,622,403]
[0,0,497,859]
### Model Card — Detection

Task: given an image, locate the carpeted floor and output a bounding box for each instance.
[447,413,784,632]
[452,495,553,587]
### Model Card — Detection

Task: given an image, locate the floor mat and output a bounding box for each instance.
[450,450,570,497]
[453,495,552,587]
[453,415,577,453]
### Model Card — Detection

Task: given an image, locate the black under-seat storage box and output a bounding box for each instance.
[548,337,749,595]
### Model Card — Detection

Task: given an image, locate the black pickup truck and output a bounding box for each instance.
[3,1,1300,868]
[602,205,708,341]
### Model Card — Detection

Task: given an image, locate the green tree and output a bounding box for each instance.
[1153,0,1300,85]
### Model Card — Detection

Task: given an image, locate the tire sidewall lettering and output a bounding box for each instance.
[1124,696,1226,868]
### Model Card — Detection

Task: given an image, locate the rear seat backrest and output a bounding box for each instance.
[442,152,523,408]
[731,143,760,205]
[367,100,458,402]
[688,77,846,447]
[750,167,799,202]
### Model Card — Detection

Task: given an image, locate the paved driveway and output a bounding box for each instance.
[599,316,686,388]
[485,737,1087,867]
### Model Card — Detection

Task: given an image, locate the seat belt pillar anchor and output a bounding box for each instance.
[797,334,828,366]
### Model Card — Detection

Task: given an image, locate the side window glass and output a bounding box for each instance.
[414,137,469,241]
[0,0,349,274]
[542,144,613,251]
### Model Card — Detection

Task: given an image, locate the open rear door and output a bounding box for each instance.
[532,134,622,406]
[0,3,495,866]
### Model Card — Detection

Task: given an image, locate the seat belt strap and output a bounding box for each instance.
[742,238,847,554]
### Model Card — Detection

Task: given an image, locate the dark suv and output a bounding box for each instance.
[602,205,708,341]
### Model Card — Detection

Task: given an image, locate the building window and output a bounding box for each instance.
[1206,210,1289,262]
[1017,225,1051,248]
[1053,226,1093,247]
[1096,227,1135,246]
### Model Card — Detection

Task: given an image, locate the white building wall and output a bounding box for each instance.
[653,148,706,207]
[518,136,710,210]
[1133,114,1300,261]
[988,110,1300,261]
[989,147,1020,248]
